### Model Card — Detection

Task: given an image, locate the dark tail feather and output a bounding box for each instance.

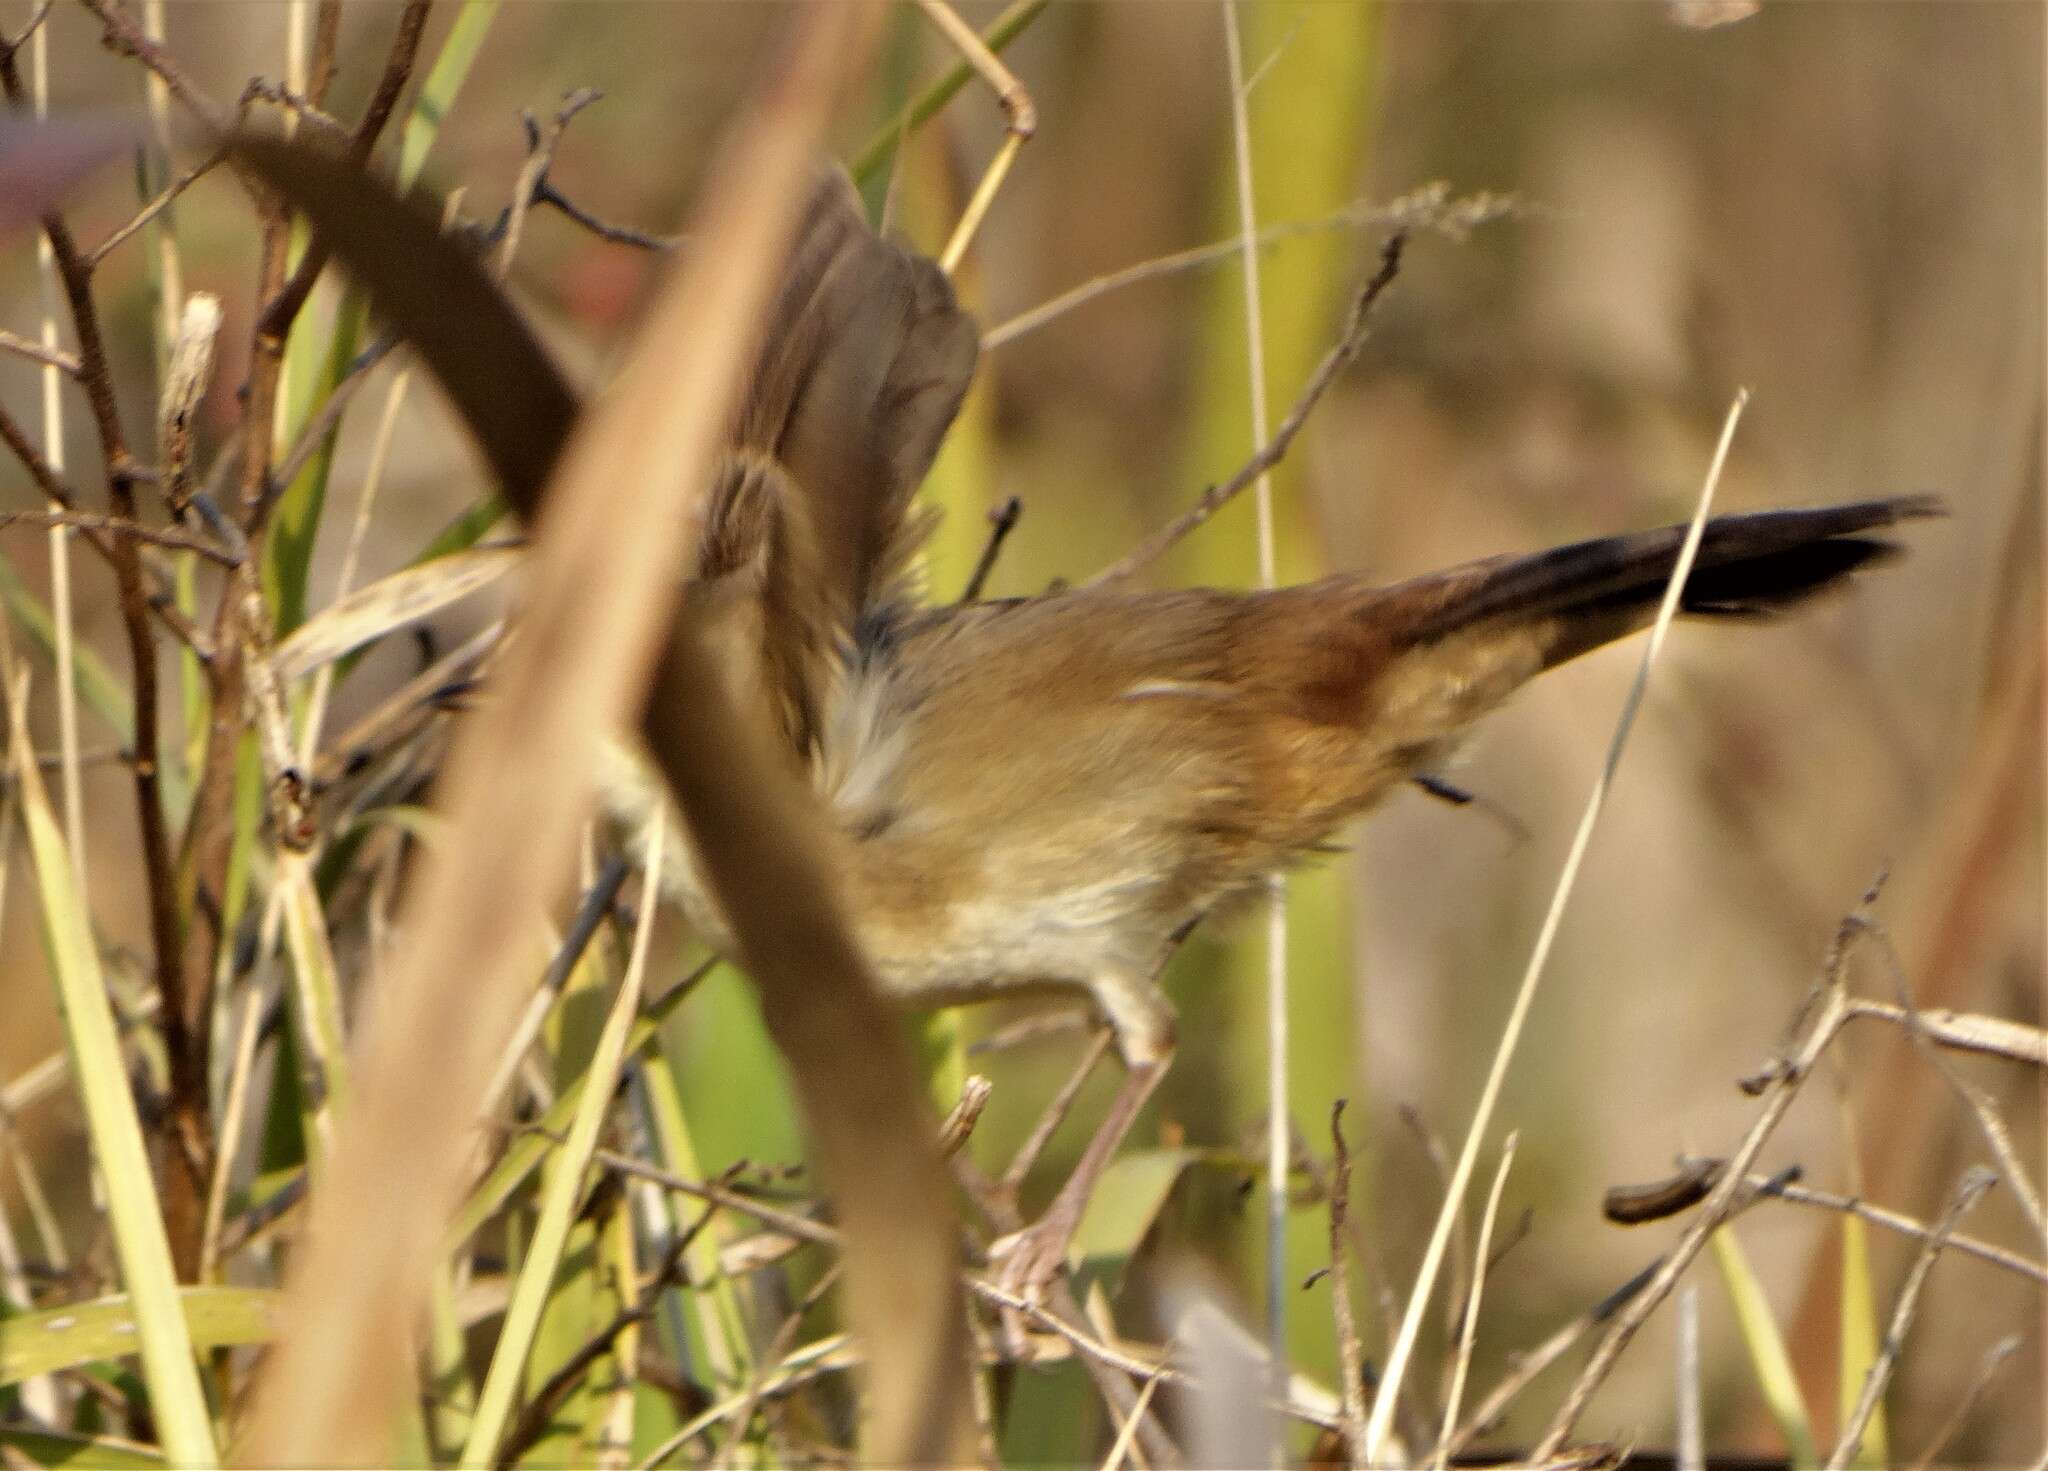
[1407,495,1941,669]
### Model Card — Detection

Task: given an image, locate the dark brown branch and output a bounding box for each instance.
[0,508,240,565]
[0,397,80,509]
[77,0,232,133]
[0,43,203,1270]
[957,494,1020,603]
[1086,231,1407,587]
[254,0,430,347]
[535,179,677,252]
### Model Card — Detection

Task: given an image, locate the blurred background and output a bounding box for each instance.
[1,1,2039,1461]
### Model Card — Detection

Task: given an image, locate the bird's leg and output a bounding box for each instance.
[988,971,1174,1331]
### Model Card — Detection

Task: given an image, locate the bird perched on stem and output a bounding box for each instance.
[607,169,1937,1306]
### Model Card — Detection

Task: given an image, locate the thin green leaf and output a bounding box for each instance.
[0,1286,280,1387]
[6,695,219,1465]
[396,0,504,191]
[0,1426,165,1469]
[1837,1213,1887,1467]
[637,1029,754,1392]
[1072,1147,1195,1285]
[460,824,665,1468]
[1711,1225,1819,1468]
[277,853,351,1162]
[447,964,714,1255]
[0,555,133,745]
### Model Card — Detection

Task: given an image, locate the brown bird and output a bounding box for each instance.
[606,171,1936,1299]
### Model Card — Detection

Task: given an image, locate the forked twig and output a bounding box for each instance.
[1086,232,1407,587]
[917,0,1035,275]
[1825,1167,1997,1469]
[1533,981,1849,1458]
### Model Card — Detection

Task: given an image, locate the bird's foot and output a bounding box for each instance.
[985,1199,1084,1357]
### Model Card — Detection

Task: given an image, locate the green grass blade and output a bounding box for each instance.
[637,1027,753,1390]
[0,556,132,745]
[6,695,219,1466]
[397,0,504,191]
[0,1426,165,1468]
[519,918,617,1465]
[1837,1212,1887,1467]
[0,1286,280,1386]
[277,852,352,1161]
[262,0,503,636]
[446,963,713,1252]
[426,1263,478,1459]
[460,830,665,1468]
[1711,1224,1819,1468]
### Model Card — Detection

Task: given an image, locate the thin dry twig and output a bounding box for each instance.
[1906,1332,2021,1471]
[0,327,76,375]
[1534,980,1851,1458]
[1851,917,2048,1247]
[496,1206,711,1468]
[0,508,238,565]
[88,140,233,266]
[504,89,604,281]
[1439,1172,1794,1460]
[982,184,1519,352]
[1433,1132,1519,1471]
[712,1260,845,1465]
[918,0,1034,274]
[1100,1369,1166,1471]
[77,0,233,134]
[1086,231,1406,587]
[1844,995,2048,1068]
[957,494,1021,603]
[1327,1101,1369,1468]
[1712,1163,2048,1288]
[1825,1167,1998,1470]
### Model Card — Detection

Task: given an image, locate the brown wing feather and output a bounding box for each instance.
[696,169,979,757]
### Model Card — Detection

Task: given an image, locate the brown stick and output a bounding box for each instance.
[253,0,431,349]
[0,127,208,1282]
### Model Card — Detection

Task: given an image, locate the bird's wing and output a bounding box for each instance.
[697,170,978,757]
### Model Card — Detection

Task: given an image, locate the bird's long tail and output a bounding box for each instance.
[1337,496,1939,769]
[1397,495,1940,668]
